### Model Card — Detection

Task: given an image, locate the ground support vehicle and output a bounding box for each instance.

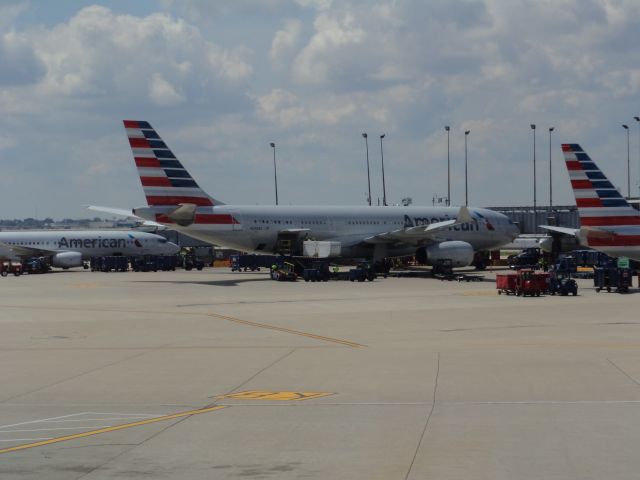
[132,256,158,272]
[548,271,578,296]
[90,256,128,272]
[508,248,541,270]
[496,273,518,295]
[270,262,297,281]
[156,255,178,271]
[303,261,330,282]
[456,274,484,282]
[514,269,548,296]
[230,254,278,272]
[432,259,454,276]
[22,257,49,274]
[183,254,204,271]
[1,261,22,277]
[593,266,633,293]
[348,263,375,282]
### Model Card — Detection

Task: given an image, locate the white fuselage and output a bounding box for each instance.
[134,204,519,257]
[0,230,180,260]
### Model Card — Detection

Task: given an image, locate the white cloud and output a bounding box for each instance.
[149,72,185,106]
[295,0,333,11]
[293,12,365,84]
[270,19,302,67]
[0,5,253,112]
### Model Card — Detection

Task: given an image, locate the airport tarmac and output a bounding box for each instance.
[1,268,640,479]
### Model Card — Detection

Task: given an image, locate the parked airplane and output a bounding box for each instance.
[0,230,179,268]
[118,120,518,269]
[542,143,640,261]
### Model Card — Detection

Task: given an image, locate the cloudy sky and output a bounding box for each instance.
[1,0,639,219]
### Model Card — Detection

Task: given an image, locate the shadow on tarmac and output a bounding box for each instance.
[131,276,273,287]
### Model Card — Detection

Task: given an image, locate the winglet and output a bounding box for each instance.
[424,206,474,233]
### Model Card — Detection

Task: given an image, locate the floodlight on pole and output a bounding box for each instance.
[635,117,640,196]
[270,142,278,205]
[549,127,554,210]
[531,124,537,230]
[380,134,387,206]
[623,124,630,197]
[445,125,450,206]
[362,133,371,206]
[464,130,470,206]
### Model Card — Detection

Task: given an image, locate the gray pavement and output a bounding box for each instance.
[1,268,640,479]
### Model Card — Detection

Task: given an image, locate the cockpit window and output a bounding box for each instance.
[158,238,167,243]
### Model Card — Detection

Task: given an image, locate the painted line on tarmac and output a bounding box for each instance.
[0,405,225,455]
[216,390,334,401]
[206,312,366,348]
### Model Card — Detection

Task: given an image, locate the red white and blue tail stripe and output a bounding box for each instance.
[123,120,223,208]
[562,143,640,253]
[124,120,242,229]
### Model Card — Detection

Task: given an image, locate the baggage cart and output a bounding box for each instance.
[496,273,518,295]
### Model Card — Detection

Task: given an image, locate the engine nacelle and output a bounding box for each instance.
[416,241,475,268]
[538,236,554,253]
[51,251,83,268]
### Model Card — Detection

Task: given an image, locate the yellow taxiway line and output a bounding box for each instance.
[0,405,225,455]
[206,312,366,348]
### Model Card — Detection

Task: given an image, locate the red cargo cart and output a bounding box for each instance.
[497,270,549,296]
[515,269,548,296]
[496,273,518,295]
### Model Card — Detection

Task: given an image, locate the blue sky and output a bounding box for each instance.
[1,0,639,219]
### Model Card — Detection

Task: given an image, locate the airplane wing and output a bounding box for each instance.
[0,242,57,259]
[85,205,166,229]
[540,225,578,237]
[363,206,475,245]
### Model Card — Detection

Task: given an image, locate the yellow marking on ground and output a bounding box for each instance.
[216,391,333,401]
[206,312,365,348]
[0,405,225,455]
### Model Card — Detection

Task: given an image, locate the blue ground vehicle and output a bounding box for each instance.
[593,266,632,293]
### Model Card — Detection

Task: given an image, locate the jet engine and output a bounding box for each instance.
[51,251,83,268]
[538,236,554,253]
[415,241,475,268]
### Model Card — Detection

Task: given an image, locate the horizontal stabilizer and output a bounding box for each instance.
[540,225,578,237]
[85,205,166,229]
[167,203,197,227]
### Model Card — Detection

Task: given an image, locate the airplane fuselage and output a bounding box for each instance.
[135,204,518,258]
[0,230,179,260]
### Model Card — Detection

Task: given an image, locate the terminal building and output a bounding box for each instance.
[488,205,579,234]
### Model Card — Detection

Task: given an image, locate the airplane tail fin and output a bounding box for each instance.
[123,120,224,208]
[562,143,640,229]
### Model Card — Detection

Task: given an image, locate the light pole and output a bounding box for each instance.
[464,130,470,206]
[635,117,640,196]
[362,133,371,206]
[445,125,450,206]
[270,142,278,205]
[531,124,537,230]
[623,124,630,197]
[380,134,387,206]
[549,127,554,210]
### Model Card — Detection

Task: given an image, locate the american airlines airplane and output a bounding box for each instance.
[0,230,179,268]
[542,143,640,261]
[119,120,518,269]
